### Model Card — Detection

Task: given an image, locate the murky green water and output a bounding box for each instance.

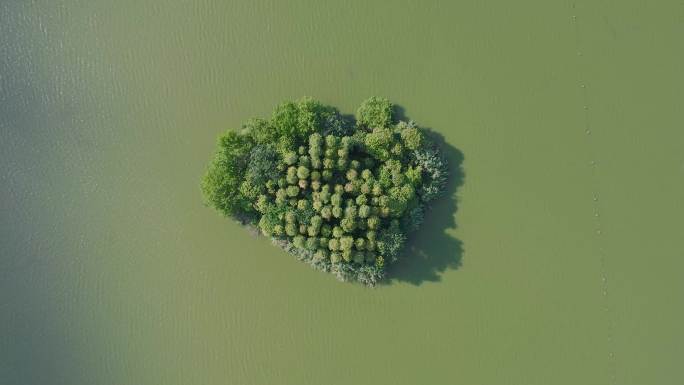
[2,1,683,384]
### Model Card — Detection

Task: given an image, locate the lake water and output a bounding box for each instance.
[2,1,683,384]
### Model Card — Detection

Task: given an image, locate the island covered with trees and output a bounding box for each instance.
[201,97,448,286]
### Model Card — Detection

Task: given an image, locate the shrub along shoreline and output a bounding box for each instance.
[201,97,448,286]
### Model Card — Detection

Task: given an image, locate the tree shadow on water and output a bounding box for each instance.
[385,105,465,286]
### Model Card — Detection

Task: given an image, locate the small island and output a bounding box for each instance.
[201,97,448,286]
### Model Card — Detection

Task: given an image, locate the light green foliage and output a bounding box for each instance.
[286,185,299,197]
[255,195,269,213]
[340,217,356,232]
[296,165,310,180]
[344,205,357,219]
[312,200,323,212]
[305,237,318,251]
[275,188,287,204]
[313,249,329,262]
[201,131,253,217]
[325,135,338,148]
[258,204,283,236]
[284,151,298,165]
[271,97,326,143]
[320,205,332,220]
[356,96,392,128]
[297,199,309,211]
[239,180,261,201]
[201,97,448,286]
[319,187,331,203]
[339,236,354,251]
[286,166,298,185]
[241,118,276,147]
[330,193,342,207]
[285,223,297,237]
[342,249,353,262]
[292,235,305,249]
[387,184,416,217]
[405,165,422,186]
[361,169,373,181]
[364,127,394,160]
[399,121,422,150]
[367,215,380,230]
[330,253,342,264]
[284,210,296,223]
[359,204,371,218]
[298,155,310,168]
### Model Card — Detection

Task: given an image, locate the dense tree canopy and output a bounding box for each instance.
[201,97,448,286]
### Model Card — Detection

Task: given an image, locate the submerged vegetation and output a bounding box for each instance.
[201,97,448,286]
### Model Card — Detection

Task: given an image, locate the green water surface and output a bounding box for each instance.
[2,1,683,384]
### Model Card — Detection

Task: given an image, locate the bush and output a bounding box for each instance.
[202,97,449,286]
[245,144,280,188]
[398,121,423,151]
[377,222,406,263]
[356,96,393,129]
[413,147,448,203]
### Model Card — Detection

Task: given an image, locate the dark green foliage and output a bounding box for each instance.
[377,221,407,263]
[245,144,280,188]
[413,146,449,203]
[322,111,354,137]
[401,205,425,232]
[202,97,449,286]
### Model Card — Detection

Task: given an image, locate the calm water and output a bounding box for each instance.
[2,1,683,384]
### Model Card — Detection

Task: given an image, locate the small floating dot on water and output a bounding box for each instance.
[583,105,589,110]
[585,129,591,135]
[581,84,586,88]
[595,213,600,217]
[577,52,583,56]
[597,230,602,235]
[593,196,599,201]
